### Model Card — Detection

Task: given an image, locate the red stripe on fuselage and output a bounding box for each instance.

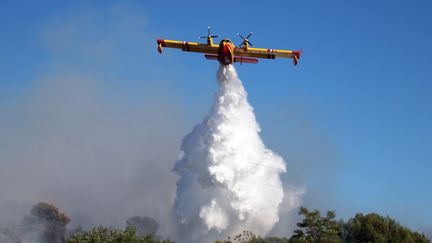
[267,49,276,59]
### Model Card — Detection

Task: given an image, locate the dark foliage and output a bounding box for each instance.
[126,216,159,237]
[345,213,429,243]
[22,202,70,243]
[67,226,173,243]
[288,207,342,243]
[215,207,430,243]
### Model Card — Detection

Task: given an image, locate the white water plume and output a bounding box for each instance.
[174,65,300,242]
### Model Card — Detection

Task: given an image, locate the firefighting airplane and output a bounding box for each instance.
[156,27,301,65]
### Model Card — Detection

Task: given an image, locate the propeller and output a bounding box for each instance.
[199,27,219,39]
[237,32,253,47]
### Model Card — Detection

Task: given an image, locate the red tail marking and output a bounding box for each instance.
[292,50,301,65]
[156,39,166,47]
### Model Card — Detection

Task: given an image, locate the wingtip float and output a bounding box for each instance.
[156,27,301,66]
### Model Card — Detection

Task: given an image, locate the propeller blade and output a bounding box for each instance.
[207,27,210,36]
[211,35,219,38]
[237,33,254,46]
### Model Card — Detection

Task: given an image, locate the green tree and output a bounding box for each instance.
[68,226,173,243]
[22,202,71,243]
[345,213,429,243]
[288,207,343,243]
[214,230,290,243]
[215,207,430,243]
[126,216,159,237]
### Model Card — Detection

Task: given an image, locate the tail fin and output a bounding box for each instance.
[292,50,301,65]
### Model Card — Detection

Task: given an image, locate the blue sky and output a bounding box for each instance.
[1,0,432,234]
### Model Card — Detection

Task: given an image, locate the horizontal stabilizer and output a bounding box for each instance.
[204,54,219,61]
[234,56,258,64]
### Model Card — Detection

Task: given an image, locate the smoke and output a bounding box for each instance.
[0,2,183,238]
[173,65,303,242]
[0,3,307,241]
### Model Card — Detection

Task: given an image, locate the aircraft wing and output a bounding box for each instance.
[234,47,301,65]
[157,39,219,54]
[205,54,258,64]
